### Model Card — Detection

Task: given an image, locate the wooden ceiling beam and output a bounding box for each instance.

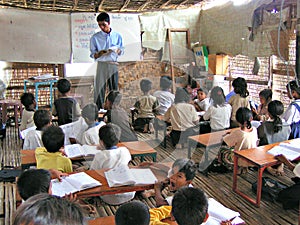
[160,0,172,9]
[97,0,106,12]
[176,0,189,8]
[120,0,131,11]
[138,0,151,11]
[52,0,56,9]
[23,0,27,7]
[73,0,79,10]
[38,0,41,8]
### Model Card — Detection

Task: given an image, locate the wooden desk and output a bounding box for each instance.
[187,128,238,159]
[233,139,300,207]
[88,215,177,225]
[21,141,157,169]
[118,141,157,162]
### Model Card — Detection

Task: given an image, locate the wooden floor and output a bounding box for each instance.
[0,125,298,225]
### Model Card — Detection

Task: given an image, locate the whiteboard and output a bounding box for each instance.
[0,8,71,63]
[71,13,142,63]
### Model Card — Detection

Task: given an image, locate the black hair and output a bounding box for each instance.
[197,88,208,95]
[174,87,190,104]
[115,201,150,225]
[259,89,272,102]
[98,123,121,148]
[190,79,198,89]
[287,80,300,96]
[42,125,65,153]
[232,77,249,98]
[106,90,122,106]
[17,169,51,201]
[160,76,172,90]
[140,79,152,93]
[236,107,252,129]
[13,193,85,225]
[172,187,208,225]
[210,86,225,107]
[34,110,52,130]
[57,78,71,94]
[172,158,196,181]
[97,12,110,23]
[20,92,35,110]
[82,103,98,121]
[267,100,284,133]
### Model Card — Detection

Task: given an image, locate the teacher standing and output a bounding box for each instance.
[90,12,124,110]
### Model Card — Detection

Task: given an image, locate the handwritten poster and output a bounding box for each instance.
[71,13,142,63]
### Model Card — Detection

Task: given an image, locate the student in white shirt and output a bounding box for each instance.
[81,103,105,145]
[23,110,52,150]
[90,124,134,205]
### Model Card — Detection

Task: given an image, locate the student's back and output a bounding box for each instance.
[104,90,138,142]
[35,125,72,173]
[20,92,36,131]
[52,79,81,126]
[258,100,291,145]
[89,124,134,205]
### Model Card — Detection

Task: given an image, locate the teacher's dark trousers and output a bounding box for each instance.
[94,61,118,110]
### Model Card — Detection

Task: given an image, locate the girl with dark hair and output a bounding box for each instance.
[203,86,231,131]
[258,100,291,146]
[228,77,251,128]
[258,100,291,176]
[283,80,300,138]
[222,107,258,173]
[252,88,272,121]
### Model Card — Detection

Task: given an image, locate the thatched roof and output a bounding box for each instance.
[0,0,212,13]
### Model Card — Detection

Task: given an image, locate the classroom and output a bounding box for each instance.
[0,0,299,224]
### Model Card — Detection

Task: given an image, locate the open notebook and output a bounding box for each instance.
[51,172,101,197]
[64,144,99,158]
[207,198,245,225]
[268,142,300,161]
[105,165,158,187]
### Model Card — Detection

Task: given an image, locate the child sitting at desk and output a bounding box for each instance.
[103,90,138,142]
[35,125,73,173]
[164,87,199,147]
[252,88,272,122]
[192,88,210,113]
[140,158,196,207]
[23,109,52,150]
[20,92,36,131]
[13,194,85,225]
[222,107,258,174]
[52,78,81,126]
[81,103,105,145]
[202,86,231,132]
[153,75,175,115]
[90,123,135,205]
[133,78,159,133]
[150,187,235,225]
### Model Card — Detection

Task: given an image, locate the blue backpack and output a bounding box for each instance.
[290,103,300,139]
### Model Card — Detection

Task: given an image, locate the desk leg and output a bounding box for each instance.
[35,84,39,110]
[188,139,192,159]
[233,154,238,191]
[50,82,53,109]
[255,167,264,207]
